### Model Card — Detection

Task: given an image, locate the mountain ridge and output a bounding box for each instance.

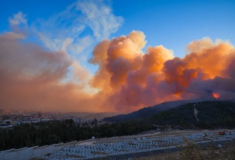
[150,100,235,128]
[103,97,215,122]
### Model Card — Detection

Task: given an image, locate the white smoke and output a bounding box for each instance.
[193,103,199,122]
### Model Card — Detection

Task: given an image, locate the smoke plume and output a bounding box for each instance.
[1,31,235,112]
[90,31,235,112]
[0,32,103,112]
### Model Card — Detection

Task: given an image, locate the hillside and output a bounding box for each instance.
[150,101,235,128]
[103,98,207,122]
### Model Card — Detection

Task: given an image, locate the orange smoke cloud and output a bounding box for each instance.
[1,31,235,113]
[0,32,109,112]
[90,31,235,112]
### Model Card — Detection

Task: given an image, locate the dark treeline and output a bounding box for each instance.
[0,120,154,151]
[150,101,235,129]
[103,100,190,122]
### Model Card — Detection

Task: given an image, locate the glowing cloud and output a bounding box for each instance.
[90,31,235,112]
[1,30,235,112]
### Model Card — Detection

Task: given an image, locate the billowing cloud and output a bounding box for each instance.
[1,28,235,113]
[0,0,124,113]
[89,31,235,112]
[0,33,86,112]
[1,5,235,113]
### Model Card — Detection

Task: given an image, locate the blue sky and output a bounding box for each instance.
[112,0,235,56]
[1,0,235,75]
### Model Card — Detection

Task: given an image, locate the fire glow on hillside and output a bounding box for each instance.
[212,93,220,99]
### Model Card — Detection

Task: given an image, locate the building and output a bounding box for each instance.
[73,117,82,123]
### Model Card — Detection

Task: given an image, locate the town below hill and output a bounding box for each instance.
[1,100,235,151]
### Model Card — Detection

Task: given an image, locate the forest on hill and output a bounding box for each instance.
[150,101,235,129]
[0,120,154,151]
[103,99,201,122]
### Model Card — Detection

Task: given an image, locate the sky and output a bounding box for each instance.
[1,0,235,74]
[0,0,235,113]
